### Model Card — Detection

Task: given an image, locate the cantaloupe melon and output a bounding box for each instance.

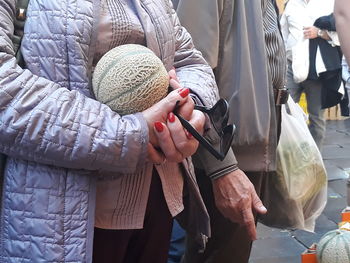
[316,229,350,263]
[92,44,169,115]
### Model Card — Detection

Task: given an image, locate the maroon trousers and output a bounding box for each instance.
[93,173,173,263]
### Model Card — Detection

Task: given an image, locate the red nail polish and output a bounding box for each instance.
[168,112,175,123]
[154,122,164,132]
[178,88,189,98]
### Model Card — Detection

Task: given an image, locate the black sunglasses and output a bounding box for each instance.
[174,99,235,161]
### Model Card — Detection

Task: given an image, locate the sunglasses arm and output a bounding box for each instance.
[194,104,211,113]
[174,113,225,161]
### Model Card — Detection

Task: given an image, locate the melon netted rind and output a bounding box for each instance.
[92,44,169,115]
[316,229,350,263]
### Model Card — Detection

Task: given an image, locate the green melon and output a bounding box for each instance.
[316,229,350,263]
[92,44,169,115]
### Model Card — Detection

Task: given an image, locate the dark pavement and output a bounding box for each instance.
[249,119,350,263]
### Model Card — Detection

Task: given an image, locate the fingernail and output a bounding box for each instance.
[178,88,189,98]
[186,130,193,139]
[154,122,164,132]
[168,112,175,123]
[260,206,267,213]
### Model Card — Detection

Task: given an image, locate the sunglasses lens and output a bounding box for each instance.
[221,125,235,156]
[210,99,229,133]
[178,98,235,161]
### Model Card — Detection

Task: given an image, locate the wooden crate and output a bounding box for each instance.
[298,92,348,121]
[301,243,317,263]
[324,104,348,121]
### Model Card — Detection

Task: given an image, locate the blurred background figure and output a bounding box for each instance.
[281,0,344,150]
[342,56,350,104]
[335,0,350,63]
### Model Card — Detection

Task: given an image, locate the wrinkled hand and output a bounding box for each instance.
[212,169,267,240]
[303,26,318,39]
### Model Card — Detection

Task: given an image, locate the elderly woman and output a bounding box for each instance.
[0,0,220,262]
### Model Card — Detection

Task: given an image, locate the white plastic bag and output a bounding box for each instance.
[260,97,327,232]
[292,38,310,83]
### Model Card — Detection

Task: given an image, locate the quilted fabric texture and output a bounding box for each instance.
[0,0,219,261]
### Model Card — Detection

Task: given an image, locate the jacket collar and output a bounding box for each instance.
[133,0,162,60]
[87,0,102,91]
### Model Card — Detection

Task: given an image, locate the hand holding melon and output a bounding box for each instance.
[143,89,203,163]
[92,44,204,163]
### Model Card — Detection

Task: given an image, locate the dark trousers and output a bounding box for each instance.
[286,61,325,150]
[183,170,267,263]
[93,173,173,263]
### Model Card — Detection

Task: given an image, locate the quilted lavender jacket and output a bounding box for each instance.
[0,0,219,261]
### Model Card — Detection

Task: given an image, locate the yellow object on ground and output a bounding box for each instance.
[298,92,308,114]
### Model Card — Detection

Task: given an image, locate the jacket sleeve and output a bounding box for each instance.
[170,0,238,179]
[170,0,219,108]
[175,0,221,69]
[0,0,148,173]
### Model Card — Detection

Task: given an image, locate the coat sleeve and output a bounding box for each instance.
[171,0,238,179]
[0,0,148,173]
[175,0,221,69]
[170,0,220,107]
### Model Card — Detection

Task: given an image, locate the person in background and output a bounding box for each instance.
[335,0,350,63]
[342,57,350,86]
[281,0,343,150]
[0,0,220,262]
[342,56,350,96]
[167,220,186,263]
[172,0,286,262]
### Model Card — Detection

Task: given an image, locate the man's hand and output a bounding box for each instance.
[212,169,267,240]
[303,26,319,39]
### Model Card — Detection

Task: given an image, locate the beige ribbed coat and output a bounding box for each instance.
[95,162,185,229]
